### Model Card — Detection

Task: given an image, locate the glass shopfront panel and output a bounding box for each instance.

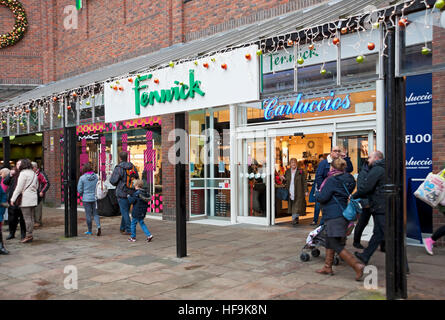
[189,108,231,218]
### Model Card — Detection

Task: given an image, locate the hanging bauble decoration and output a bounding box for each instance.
[25,109,29,113]
[0,0,29,49]
[2,120,6,125]
[118,86,124,91]
[340,27,348,34]
[57,114,62,119]
[256,49,263,56]
[333,37,340,45]
[154,79,159,84]
[113,86,118,91]
[194,61,198,66]
[128,78,133,83]
[435,0,445,10]
[53,97,58,102]
[297,57,304,65]
[320,68,327,75]
[372,22,380,29]
[309,44,315,51]
[422,47,432,55]
[32,107,37,112]
[91,95,95,99]
[72,92,77,98]
[203,62,209,68]
[356,55,365,63]
[67,105,72,110]
[115,80,120,84]
[221,63,227,70]
[169,61,175,67]
[367,42,375,51]
[287,39,294,46]
[398,18,408,28]
[86,101,90,106]
[245,53,251,60]
[211,58,216,62]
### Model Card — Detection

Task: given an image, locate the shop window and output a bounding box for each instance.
[189,108,231,217]
[66,101,77,127]
[297,60,337,90]
[398,11,435,75]
[52,101,63,130]
[341,53,379,84]
[262,69,294,95]
[94,93,105,123]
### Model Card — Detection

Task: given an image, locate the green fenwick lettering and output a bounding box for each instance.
[133,70,205,115]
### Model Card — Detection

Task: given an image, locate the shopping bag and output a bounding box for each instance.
[414,171,445,207]
[276,187,289,201]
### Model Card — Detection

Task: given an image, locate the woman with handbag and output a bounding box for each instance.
[10,159,38,243]
[315,158,365,281]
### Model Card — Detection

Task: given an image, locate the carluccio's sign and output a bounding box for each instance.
[133,70,205,115]
[104,46,260,123]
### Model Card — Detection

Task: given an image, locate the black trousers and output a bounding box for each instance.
[353,208,371,243]
[361,214,385,263]
[8,207,25,237]
[432,225,445,242]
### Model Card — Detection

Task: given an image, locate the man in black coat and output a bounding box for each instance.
[352,151,385,265]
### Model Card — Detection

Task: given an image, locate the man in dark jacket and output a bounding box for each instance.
[110,151,139,235]
[313,146,353,225]
[352,151,385,265]
[3,162,26,240]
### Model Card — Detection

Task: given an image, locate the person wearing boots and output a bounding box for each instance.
[3,161,26,241]
[315,158,365,281]
[352,151,386,265]
[0,183,9,255]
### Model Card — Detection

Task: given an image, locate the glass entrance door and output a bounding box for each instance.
[237,136,270,224]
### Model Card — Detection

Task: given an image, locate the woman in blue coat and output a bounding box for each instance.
[315,158,364,281]
[77,162,101,236]
[0,185,9,254]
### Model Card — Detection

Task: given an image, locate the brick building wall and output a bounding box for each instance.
[0,0,44,85]
[42,129,63,207]
[2,0,326,85]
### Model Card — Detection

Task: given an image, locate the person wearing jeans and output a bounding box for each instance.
[110,151,139,235]
[127,180,153,242]
[77,162,101,236]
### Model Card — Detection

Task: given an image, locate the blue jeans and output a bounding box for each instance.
[130,218,152,239]
[313,202,325,225]
[83,201,100,232]
[117,198,131,233]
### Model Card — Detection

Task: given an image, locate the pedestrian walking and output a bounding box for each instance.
[0,168,10,224]
[313,146,353,226]
[127,180,153,242]
[10,159,38,243]
[31,162,50,228]
[0,184,9,255]
[3,162,26,240]
[110,151,139,235]
[423,207,445,255]
[315,158,364,281]
[77,162,101,236]
[282,158,308,225]
[352,151,386,265]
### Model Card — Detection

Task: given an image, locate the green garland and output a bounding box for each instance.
[0,0,28,49]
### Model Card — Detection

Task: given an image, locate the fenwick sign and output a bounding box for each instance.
[263,91,351,120]
[133,69,205,115]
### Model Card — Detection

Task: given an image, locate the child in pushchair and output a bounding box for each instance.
[300,224,341,265]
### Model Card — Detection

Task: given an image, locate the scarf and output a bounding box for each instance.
[319,169,344,191]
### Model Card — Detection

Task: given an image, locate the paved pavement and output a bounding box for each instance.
[0,208,444,300]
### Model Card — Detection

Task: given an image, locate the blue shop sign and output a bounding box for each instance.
[262,91,351,120]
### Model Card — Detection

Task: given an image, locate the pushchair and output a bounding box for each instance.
[300,224,340,265]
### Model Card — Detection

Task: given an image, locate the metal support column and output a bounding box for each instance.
[3,137,10,169]
[175,112,187,258]
[383,27,407,300]
[63,125,78,238]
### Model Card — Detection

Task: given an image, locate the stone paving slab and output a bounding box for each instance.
[1,207,445,300]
